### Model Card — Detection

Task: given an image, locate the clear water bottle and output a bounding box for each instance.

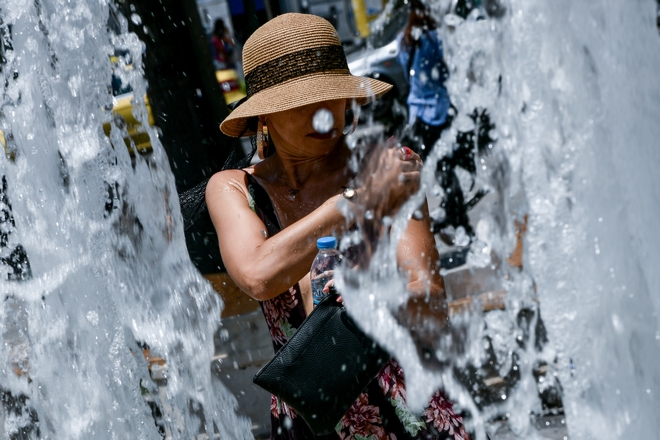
[310,236,341,307]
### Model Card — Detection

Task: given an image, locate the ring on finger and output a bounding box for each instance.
[400,146,414,161]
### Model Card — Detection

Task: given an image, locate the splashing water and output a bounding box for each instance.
[0,0,250,438]
[312,108,334,134]
[494,2,660,438]
[1,0,659,438]
[342,0,660,439]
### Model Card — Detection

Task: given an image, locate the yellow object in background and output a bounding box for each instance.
[216,69,246,105]
[1,63,245,159]
[102,93,155,156]
[351,0,371,38]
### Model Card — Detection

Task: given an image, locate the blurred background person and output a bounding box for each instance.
[397,0,451,161]
[210,18,236,70]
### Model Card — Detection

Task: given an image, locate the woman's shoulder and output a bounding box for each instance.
[206,168,253,199]
[208,167,245,182]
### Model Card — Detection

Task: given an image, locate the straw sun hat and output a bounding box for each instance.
[220,13,393,138]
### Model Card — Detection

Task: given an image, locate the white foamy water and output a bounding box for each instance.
[1,0,659,438]
[496,1,660,438]
[0,0,250,438]
[342,0,660,439]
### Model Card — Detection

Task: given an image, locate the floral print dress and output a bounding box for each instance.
[244,172,469,440]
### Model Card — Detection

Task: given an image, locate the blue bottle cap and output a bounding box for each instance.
[316,236,337,249]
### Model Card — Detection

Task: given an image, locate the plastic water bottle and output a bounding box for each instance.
[310,236,341,307]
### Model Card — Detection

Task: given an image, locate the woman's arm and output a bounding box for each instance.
[396,207,450,368]
[397,207,447,325]
[353,143,447,327]
[207,143,426,303]
[206,170,350,301]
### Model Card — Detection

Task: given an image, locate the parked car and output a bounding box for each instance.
[346,5,410,131]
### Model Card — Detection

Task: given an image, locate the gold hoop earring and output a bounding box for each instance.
[344,112,360,135]
[257,119,270,159]
[343,111,359,136]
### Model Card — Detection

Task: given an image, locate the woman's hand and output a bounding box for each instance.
[321,278,344,303]
[348,139,423,260]
[353,139,423,220]
[321,276,335,294]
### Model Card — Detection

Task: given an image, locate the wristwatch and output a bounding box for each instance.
[342,186,357,202]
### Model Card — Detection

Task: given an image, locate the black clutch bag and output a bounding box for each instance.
[253,293,391,435]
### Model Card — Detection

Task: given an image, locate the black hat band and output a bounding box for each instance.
[245,45,349,97]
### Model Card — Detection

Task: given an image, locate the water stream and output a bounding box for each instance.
[0,0,250,438]
[343,0,660,439]
[493,1,660,438]
[0,0,658,439]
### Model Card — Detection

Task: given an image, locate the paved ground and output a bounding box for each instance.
[212,309,273,439]
[487,415,568,440]
[210,309,569,440]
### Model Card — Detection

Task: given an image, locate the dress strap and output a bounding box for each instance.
[242,171,282,237]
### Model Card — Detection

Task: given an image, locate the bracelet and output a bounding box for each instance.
[341,186,357,202]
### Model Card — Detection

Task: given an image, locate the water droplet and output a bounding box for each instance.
[86,311,99,326]
[611,314,624,334]
[130,13,142,25]
[312,108,334,134]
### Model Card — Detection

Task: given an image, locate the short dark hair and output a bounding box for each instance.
[213,18,226,36]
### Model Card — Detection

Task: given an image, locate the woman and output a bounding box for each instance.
[211,18,235,70]
[206,13,469,440]
[397,1,451,161]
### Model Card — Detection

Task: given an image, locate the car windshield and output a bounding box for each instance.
[367,6,409,49]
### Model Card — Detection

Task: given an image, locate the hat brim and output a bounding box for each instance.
[220,73,393,137]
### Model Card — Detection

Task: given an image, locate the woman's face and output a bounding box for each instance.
[265,99,347,157]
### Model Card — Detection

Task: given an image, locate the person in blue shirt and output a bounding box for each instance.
[397,0,451,161]
[397,2,496,244]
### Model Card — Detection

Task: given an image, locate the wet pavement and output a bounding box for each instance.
[209,307,569,440]
[488,414,569,439]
